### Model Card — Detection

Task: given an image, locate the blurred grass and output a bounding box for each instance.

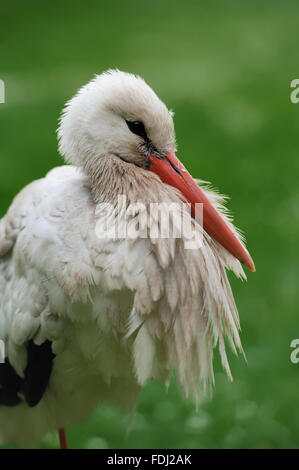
[1,0,299,449]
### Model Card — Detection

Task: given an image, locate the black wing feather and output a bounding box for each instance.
[0,340,55,408]
[23,340,55,407]
[0,359,22,406]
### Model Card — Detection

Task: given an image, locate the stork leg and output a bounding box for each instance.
[58,428,68,449]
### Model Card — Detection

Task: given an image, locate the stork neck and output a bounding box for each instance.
[83,154,159,206]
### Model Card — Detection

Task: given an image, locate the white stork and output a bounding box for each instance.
[0,70,254,448]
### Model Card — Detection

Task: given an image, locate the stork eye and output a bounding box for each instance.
[126,120,148,140]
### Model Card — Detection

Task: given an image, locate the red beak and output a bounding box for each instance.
[148,151,255,272]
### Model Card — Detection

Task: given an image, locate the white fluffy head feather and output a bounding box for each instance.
[58,70,176,168]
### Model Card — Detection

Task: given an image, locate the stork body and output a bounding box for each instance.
[0,71,254,447]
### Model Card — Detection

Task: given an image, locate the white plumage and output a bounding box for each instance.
[0,70,253,447]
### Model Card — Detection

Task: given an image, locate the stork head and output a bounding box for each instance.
[58,70,255,272]
[58,69,176,168]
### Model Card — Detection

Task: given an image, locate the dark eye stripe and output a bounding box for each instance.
[126,120,148,140]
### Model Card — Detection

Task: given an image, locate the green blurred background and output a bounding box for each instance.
[0,0,299,449]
